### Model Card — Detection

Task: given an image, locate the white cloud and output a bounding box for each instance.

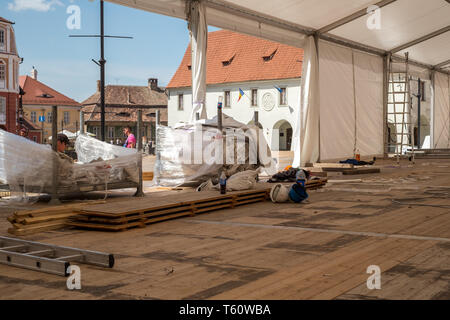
[8,0,64,12]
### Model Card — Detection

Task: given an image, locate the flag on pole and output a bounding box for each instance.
[238,88,245,102]
[274,85,283,93]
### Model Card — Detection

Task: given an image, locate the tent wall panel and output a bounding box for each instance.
[319,41,355,161]
[354,51,384,156]
[433,72,450,148]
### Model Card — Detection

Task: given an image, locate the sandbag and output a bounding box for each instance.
[270,184,290,203]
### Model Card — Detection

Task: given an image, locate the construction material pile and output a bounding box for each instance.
[0,129,139,202]
[7,202,104,236]
[154,114,277,187]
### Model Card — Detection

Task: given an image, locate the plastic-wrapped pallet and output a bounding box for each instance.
[0,129,54,201]
[154,114,277,187]
[0,130,140,203]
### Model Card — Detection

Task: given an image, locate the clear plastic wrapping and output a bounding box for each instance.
[0,130,140,203]
[154,114,276,187]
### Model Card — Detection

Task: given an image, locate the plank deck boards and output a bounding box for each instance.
[0,159,449,300]
[68,180,327,232]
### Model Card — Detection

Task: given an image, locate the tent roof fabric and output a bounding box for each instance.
[167,30,303,88]
[105,0,450,73]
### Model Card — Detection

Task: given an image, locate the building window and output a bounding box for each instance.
[178,94,184,111]
[108,127,114,139]
[279,87,287,105]
[224,91,231,108]
[32,136,37,142]
[0,29,5,51]
[63,111,70,124]
[251,89,258,107]
[0,97,6,125]
[47,112,52,123]
[92,126,100,137]
[31,111,37,123]
[420,81,426,102]
[0,62,5,89]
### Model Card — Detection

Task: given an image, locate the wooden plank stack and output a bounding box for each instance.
[69,179,328,232]
[312,163,380,175]
[69,189,271,232]
[413,149,450,159]
[7,201,106,236]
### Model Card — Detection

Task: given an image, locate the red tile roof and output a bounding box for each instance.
[19,76,80,107]
[167,30,303,89]
[82,84,167,107]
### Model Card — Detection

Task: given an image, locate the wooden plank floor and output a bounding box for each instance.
[0,158,449,300]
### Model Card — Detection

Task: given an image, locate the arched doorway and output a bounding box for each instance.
[273,120,293,151]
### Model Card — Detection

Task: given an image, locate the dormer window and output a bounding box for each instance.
[263,49,277,62]
[222,55,235,67]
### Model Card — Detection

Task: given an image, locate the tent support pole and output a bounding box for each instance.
[430,70,436,148]
[135,109,144,197]
[383,53,390,157]
[49,105,61,205]
[314,33,321,163]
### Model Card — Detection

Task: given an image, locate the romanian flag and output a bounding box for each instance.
[238,88,245,102]
[274,85,283,93]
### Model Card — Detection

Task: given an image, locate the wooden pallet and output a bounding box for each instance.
[342,168,381,175]
[69,189,270,231]
[69,180,328,232]
[0,191,10,198]
[7,200,107,236]
[142,172,154,181]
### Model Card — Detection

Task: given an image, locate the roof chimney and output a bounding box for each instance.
[97,80,101,92]
[30,66,38,80]
[148,78,158,90]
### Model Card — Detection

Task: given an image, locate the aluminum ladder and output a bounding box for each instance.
[387,52,415,164]
[0,236,114,276]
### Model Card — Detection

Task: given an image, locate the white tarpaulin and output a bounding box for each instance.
[434,72,450,148]
[319,41,384,161]
[187,0,208,122]
[293,36,320,167]
[353,51,384,156]
[319,41,356,161]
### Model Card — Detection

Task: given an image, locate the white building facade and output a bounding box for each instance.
[168,79,300,151]
[166,30,303,152]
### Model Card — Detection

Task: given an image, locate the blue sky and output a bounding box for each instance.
[3,0,216,102]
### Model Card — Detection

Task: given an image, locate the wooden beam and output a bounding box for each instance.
[318,0,397,34]
[390,25,450,53]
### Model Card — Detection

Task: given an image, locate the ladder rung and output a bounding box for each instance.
[1,245,27,251]
[56,254,84,261]
[26,249,54,256]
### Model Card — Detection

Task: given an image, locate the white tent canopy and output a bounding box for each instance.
[107,0,450,71]
[106,0,450,162]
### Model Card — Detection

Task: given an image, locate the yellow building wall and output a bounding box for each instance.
[23,105,80,143]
